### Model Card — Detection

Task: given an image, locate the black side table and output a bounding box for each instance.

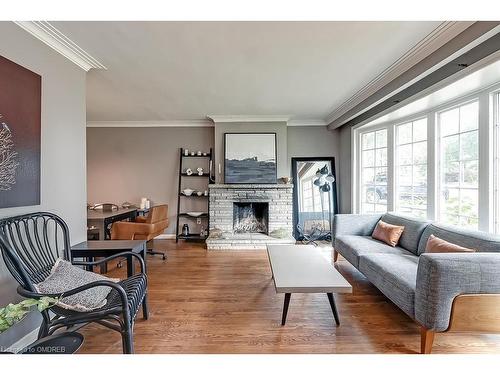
[71,240,147,277]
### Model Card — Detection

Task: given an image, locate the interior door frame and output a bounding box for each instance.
[291,156,338,240]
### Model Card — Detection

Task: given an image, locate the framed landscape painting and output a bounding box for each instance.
[0,55,41,208]
[224,133,277,184]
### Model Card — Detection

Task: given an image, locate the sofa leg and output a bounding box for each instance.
[420,327,435,354]
[333,249,339,263]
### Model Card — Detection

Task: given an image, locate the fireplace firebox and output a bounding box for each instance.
[233,202,269,234]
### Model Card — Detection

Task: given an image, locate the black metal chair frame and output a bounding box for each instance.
[0,212,149,354]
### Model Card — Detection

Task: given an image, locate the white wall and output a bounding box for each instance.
[0,22,87,346]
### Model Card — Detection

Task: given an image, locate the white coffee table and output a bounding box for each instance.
[267,244,352,326]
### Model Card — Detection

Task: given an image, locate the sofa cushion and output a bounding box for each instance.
[417,223,500,256]
[335,235,414,268]
[359,253,419,318]
[425,234,476,253]
[381,212,430,255]
[372,220,405,247]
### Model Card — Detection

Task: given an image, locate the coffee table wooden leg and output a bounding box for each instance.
[281,293,291,326]
[327,293,340,326]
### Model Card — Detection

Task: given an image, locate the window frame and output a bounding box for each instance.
[352,81,500,233]
[435,99,480,229]
[394,116,428,219]
[356,124,390,214]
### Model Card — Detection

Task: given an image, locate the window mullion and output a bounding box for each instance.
[427,112,437,220]
[478,91,492,231]
[387,125,395,212]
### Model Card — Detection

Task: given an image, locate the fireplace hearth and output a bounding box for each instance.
[233,202,269,234]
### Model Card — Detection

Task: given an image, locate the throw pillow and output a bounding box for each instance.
[372,220,405,247]
[425,234,476,253]
[35,258,120,312]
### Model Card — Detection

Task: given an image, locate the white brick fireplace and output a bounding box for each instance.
[206,184,295,250]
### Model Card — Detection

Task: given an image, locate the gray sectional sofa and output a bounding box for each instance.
[332,212,500,353]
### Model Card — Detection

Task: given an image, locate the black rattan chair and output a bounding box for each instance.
[0,212,148,354]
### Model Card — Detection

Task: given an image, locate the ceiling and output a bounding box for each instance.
[50,21,453,124]
[366,56,500,127]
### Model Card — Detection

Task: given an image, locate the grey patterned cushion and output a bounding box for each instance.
[381,212,430,255]
[359,253,419,318]
[335,235,414,268]
[35,259,119,312]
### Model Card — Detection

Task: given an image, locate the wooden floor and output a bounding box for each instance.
[79,240,500,354]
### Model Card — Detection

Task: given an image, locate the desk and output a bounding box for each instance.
[87,208,137,240]
[71,240,147,277]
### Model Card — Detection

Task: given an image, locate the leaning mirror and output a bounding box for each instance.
[291,157,338,243]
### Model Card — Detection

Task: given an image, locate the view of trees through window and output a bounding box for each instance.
[361,129,388,213]
[438,101,479,229]
[396,118,427,218]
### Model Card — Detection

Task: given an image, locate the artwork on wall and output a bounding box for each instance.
[0,55,41,209]
[224,133,277,184]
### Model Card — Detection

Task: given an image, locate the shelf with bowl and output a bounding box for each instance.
[176,147,213,243]
[177,233,208,240]
[179,212,208,218]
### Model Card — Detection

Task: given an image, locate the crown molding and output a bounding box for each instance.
[207,115,290,123]
[87,120,214,128]
[14,21,106,71]
[287,119,327,127]
[325,21,474,125]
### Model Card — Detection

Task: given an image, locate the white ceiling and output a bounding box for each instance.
[365,55,500,127]
[51,21,449,124]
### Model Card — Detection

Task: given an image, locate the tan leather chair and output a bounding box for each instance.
[111,204,169,260]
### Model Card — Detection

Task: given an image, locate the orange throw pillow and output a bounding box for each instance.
[425,234,476,253]
[372,220,405,247]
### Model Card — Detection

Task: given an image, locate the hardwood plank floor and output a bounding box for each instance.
[79,240,500,354]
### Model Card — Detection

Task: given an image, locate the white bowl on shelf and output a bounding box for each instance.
[182,189,194,196]
[187,212,204,217]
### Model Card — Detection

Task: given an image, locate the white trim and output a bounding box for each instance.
[326,22,473,125]
[287,119,327,127]
[207,115,290,123]
[14,21,106,72]
[87,120,214,128]
[155,234,176,240]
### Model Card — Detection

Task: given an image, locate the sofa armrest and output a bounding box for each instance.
[332,214,382,241]
[415,253,500,332]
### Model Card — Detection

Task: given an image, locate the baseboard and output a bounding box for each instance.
[155,234,176,240]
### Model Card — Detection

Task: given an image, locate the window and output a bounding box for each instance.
[360,129,388,213]
[438,101,479,229]
[300,176,323,213]
[395,118,427,218]
[494,92,500,233]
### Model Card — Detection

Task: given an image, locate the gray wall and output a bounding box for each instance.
[86,126,215,234]
[86,125,343,236]
[214,121,288,183]
[338,125,352,214]
[0,22,87,345]
[287,125,340,175]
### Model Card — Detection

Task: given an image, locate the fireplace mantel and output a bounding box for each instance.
[209,184,293,189]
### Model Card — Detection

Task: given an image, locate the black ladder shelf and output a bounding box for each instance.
[175,148,214,242]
